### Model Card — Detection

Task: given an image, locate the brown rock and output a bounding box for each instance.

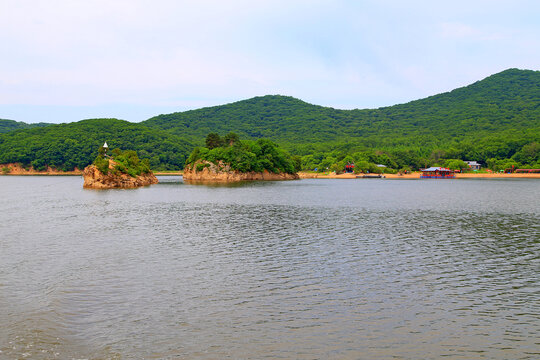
[182,161,299,182]
[83,165,158,189]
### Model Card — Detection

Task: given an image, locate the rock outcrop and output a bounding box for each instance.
[83,165,158,189]
[182,161,299,182]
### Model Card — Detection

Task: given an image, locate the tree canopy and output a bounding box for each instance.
[1,68,539,172]
[0,119,50,134]
[143,68,540,171]
[93,147,151,178]
[187,134,298,174]
[0,118,193,171]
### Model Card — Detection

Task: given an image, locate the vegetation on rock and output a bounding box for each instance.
[93,147,151,178]
[93,155,110,174]
[186,133,299,174]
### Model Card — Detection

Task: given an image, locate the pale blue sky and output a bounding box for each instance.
[1,0,539,123]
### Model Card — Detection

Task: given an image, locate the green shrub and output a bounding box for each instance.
[126,167,138,178]
[31,158,47,172]
[93,155,110,174]
[93,147,150,177]
[196,163,209,172]
[112,149,150,177]
[114,162,127,174]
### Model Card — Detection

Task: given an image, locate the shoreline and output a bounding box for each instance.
[154,171,183,176]
[297,171,540,179]
[1,168,539,179]
[0,172,184,176]
[0,163,184,176]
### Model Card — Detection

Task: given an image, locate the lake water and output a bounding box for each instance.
[0,176,539,359]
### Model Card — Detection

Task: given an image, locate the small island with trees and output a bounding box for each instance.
[83,144,158,189]
[183,133,300,182]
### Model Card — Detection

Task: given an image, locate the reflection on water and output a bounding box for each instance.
[0,176,539,359]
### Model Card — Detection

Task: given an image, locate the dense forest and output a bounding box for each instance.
[0,68,539,172]
[143,68,540,172]
[0,119,192,171]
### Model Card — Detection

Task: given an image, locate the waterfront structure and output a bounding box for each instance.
[421,167,455,179]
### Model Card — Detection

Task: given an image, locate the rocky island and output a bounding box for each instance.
[183,133,300,182]
[83,147,158,189]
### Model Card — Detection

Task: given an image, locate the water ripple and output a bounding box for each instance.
[0,176,538,359]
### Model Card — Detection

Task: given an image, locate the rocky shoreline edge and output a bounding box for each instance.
[82,164,158,189]
[183,161,299,182]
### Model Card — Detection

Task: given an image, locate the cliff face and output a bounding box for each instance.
[83,165,158,189]
[183,161,299,182]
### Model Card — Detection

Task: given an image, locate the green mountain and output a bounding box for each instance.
[0,118,192,171]
[0,119,51,133]
[143,95,334,143]
[0,68,538,171]
[141,68,539,170]
[143,68,539,149]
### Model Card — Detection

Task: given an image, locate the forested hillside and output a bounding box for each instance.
[144,69,539,144]
[0,119,192,171]
[143,68,539,171]
[1,68,538,172]
[0,119,50,133]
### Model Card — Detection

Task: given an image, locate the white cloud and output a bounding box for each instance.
[0,0,539,122]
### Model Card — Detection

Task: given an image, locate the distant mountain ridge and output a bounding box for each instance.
[142,68,539,147]
[0,119,51,133]
[0,68,538,171]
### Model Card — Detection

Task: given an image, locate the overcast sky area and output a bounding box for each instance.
[1,0,539,123]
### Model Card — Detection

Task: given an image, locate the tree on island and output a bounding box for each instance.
[188,133,300,174]
[93,146,151,178]
[223,132,240,146]
[205,133,224,149]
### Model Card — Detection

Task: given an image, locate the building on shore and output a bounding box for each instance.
[421,167,455,179]
[344,163,355,173]
[465,161,481,170]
